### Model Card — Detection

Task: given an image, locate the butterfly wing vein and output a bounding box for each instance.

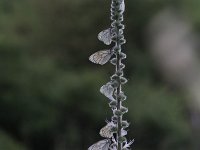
[89,50,112,65]
[88,139,110,150]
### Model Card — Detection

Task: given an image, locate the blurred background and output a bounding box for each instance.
[1,0,200,150]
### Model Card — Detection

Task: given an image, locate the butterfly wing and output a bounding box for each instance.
[88,139,110,150]
[89,50,112,65]
[100,82,115,101]
[101,140,110,150]
[100,124,113,138]
[98,28,112,45]
[119,0,125,13]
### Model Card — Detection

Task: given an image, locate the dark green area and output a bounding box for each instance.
[0,0,198,150]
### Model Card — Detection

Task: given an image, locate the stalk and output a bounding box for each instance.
[110,0,126,149]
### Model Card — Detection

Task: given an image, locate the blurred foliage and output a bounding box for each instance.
[0,130,27,150]
[0,0,198,150]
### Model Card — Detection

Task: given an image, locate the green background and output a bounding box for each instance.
[0,0,199,150]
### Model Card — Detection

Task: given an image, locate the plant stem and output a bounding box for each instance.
[111,0,125,149]
[116,52,122,150]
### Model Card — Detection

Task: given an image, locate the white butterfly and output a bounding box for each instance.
[88,139,111,150]
[100,122,115,138]
[100,82,115,101]
[98,28,112,45]
[119,0,125,13]
[89,50,113,65]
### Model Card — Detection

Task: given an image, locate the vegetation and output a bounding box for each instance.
[0,0,198,150]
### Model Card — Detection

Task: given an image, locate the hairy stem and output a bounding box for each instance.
[111,0,125,149]
[116,52,122,150]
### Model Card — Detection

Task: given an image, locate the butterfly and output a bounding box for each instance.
[89,50,113,65]
[100,121,115,138]
[88,139,111,150]
[120,0,125,13]
[100,82,115,101]
[98,28,112,45]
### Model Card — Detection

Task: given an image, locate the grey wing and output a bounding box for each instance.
[101,140,110,150]
[100,125,113,138]
[100,83,115,101]
[120,0,125,13]
[88,143,100,150]
[89,50,112,65]
[99,52,112,65]
[98,29,112,45]
[88,144,96,150]
[88,140,109,150]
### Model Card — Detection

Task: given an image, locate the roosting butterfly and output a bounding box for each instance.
[119,0,125,13]
[98,28,112,45]
[100,121,115,138]
[100,82,115,101]
[89,50,113,65]
[88,139,111,150]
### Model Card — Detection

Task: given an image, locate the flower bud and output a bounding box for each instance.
[111,74,119,80]
[113,46,120,52]
[118,35,125,40]
[109,100,117,108]
[111,80,119,88]
[111,21,117,27]
[119,52,126,59]
[120,77,128,84]
[114,110,123,116]
[118,24,125,29]
[119,38,126,44]
[110,58,117,65]
[122,120,129,129]
[118,92,127,101]
[119,29,123,34]
[116,70,123,76]
[115,21,122,27]
[120,63,125,69]
[112,116,118,123]
[118,136,127,143]
[111,28,117,33]
[111,1,117,7]
[120,106,128,113]
[112,35,117,42]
